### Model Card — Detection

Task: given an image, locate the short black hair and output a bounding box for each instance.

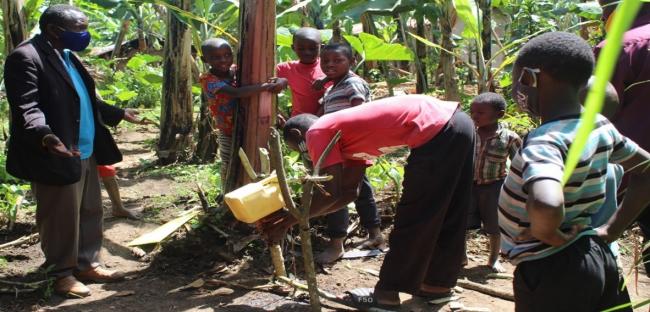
[200,38,232,55]
[472,92,506,111]
[39,5,83,31]
[283,114,318,139]
[515,32,594,88]
[321,43,353,60]
[293,27,321,44]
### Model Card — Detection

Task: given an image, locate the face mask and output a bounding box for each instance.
[58,27,91,52]
[513,67,541,117]
[297,140,312,163]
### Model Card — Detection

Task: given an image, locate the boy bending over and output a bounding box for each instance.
[261,94,474,310]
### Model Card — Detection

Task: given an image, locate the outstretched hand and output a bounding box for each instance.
[123,108,142,124]
[124,108,157,125]
[257,210,295,244]
[42,134,79,158]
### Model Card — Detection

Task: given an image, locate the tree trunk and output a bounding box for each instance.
[478,0,492,93]
[415,15,428,93]
[111,19,130,59]
[2,0,27,55]
[479,0,492,64]
[330,19,343,44]
[360,13,378,79]
[158,0,194,165]
[194,94,218,163]
[235,0,276,186]
[135,6,147,51]
[440,1,460,101]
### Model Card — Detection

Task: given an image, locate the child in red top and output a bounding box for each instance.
[275,27,331,116]
[263,95,475,310]
[199,38,281,184]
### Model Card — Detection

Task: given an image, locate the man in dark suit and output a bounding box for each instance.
[4,4,141,297]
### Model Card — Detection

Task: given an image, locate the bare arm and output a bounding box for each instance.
[217,82,276,98]
[597,148,650,242]
[526,179,576,247]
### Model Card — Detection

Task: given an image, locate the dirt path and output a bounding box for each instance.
[1,125,648,312]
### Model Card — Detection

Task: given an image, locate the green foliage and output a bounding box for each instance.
[95,53,163,108]
[344,32,414,61]
[366,157,404,196]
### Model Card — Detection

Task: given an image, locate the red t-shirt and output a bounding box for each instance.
[306,95,459,168]
[276,59,332,116]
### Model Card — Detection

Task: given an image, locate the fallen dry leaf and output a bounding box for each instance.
[167,278,205,293]
[114,290,135,297]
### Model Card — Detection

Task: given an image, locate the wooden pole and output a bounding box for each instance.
[158,0,193,164]
[269,129,342,312]
[236,0,276,186]
[2,0,27,56]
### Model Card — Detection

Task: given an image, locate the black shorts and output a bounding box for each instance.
[514,235,631,312]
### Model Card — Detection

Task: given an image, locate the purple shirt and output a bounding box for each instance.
[595,13,650,151]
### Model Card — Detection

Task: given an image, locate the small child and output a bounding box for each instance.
[314,43,383,264]
[466,92,521,273]
[199,38,280,184]
[275,27,331,117]
[500,32,650,311]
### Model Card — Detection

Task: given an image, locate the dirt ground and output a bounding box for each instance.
[1,125,648,312]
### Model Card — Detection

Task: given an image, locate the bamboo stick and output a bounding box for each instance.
[269,244,287,277]
[456,279,514,301]
[259,148,271,176]
[0,233,38,250]
[238,148,258,180]
[268,128,342,312]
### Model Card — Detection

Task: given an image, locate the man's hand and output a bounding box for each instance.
[257,210,295,243]
[42,134,79,157]
[123,108,143,124]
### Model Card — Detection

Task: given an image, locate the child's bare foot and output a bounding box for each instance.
[315,237,344,264]
[488,259,506,273]
[358,226,387,250]
[112,207,141,220]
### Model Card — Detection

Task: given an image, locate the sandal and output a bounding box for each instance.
[416,290,454,301]
[341,287,400,311]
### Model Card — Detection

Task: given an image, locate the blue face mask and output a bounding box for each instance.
[58,27,91,52]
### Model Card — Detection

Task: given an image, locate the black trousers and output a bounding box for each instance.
[326,174,380,238]
[376,110,474,293]
[514,236,631,312]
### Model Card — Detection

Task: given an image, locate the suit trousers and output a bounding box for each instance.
[32,156,103,278]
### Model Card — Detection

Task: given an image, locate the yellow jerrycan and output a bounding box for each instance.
[224,173,285,223]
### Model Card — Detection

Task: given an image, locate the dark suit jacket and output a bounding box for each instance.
[5,34,124,185]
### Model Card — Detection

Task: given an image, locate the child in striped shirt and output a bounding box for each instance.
[466,92,521,273]
[500,32,650,311]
